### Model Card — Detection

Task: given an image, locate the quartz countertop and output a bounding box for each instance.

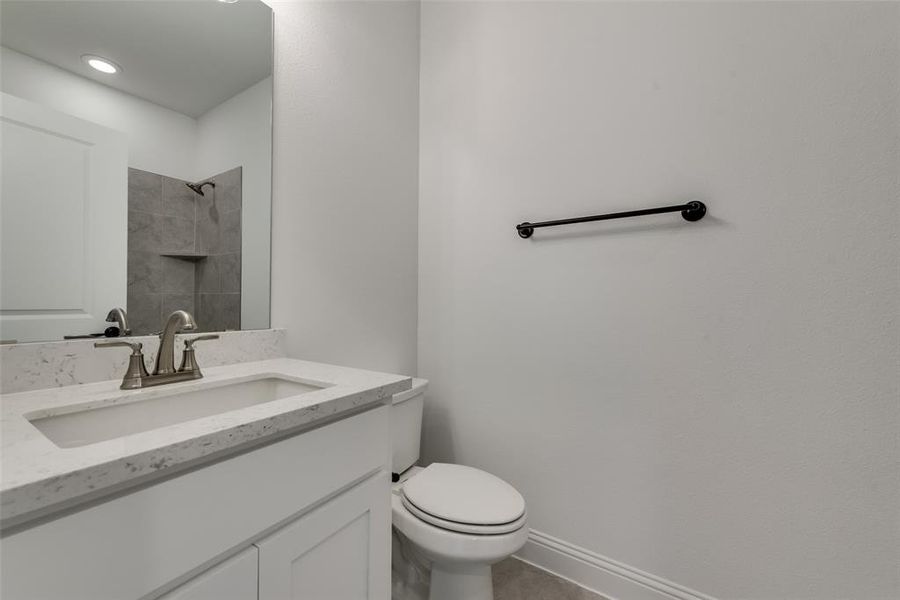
[1,358,411,528]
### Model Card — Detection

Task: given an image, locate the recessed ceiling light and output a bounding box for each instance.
[81,54,120,74]
[218,0,239,3]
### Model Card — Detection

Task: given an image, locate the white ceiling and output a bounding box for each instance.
[0,0,272,118]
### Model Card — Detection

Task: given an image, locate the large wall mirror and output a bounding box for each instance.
[0,0,273,343]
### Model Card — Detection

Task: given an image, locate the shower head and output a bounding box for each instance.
[185,180,216,196]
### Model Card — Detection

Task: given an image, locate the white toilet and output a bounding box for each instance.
[390,379,528,600]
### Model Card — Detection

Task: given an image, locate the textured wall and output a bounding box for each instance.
[418,2,900,598]
[270,1,420,375]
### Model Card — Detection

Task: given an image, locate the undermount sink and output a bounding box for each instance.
[27,376,330,448]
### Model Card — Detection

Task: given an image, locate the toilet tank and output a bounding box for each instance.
[391,378,428,474]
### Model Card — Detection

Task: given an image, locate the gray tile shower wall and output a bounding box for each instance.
[194,167,242,333]
[127,168,192,335]
[126,167,242,334]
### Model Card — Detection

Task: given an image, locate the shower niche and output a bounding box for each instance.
[127,167,242,335]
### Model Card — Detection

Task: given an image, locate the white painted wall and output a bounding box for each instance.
[196,77,273,330]
[418,3,900,599]
[1,46,197,181]
[269,1,419,375]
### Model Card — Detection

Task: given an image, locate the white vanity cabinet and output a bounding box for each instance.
[0,404,392,600]
[159,547,259,600]
[160,473,389,600]
[257,474,390,600]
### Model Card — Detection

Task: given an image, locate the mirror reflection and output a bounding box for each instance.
[0,0,273,343]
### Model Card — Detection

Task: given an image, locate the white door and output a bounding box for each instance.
[257,473,391,600]
[157,547,258,600]
[0,92,127,342]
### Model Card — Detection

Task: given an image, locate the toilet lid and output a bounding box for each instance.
[401,463,526,528]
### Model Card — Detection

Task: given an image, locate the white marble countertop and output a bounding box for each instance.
[1,358,411,528]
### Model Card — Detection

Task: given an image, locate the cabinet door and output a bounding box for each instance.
[257,473,390,600]
[158,547,258,600]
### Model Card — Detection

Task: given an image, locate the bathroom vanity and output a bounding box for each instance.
[0,358,411,599]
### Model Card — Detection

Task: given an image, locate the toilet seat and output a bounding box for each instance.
[392,492,529,566]
[401,495,527,535]
[400,463,526,535]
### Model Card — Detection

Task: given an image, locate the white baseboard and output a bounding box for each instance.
[514,529,718,600]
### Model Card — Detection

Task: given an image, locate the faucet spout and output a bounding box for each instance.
[153,310,197,375]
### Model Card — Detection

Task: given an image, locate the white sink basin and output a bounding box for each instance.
[27,376,329,448]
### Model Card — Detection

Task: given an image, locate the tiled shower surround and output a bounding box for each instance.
[127,167,242,334]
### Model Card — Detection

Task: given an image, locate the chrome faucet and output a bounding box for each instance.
[106,307,131,336]
[96,310,218,389]
[153,310,197,375]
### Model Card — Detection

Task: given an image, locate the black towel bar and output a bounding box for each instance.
[516,201,707,239]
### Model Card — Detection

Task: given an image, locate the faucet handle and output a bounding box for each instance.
[183,334,219,350]
[94,341,149,389]
[179,334,219,376]
[94,340,143,354]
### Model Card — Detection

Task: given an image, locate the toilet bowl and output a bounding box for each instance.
[390,381,528,600]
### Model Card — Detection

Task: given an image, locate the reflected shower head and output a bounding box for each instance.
[185,180,216,196]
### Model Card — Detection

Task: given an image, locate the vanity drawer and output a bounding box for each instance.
[0,404,390,600]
